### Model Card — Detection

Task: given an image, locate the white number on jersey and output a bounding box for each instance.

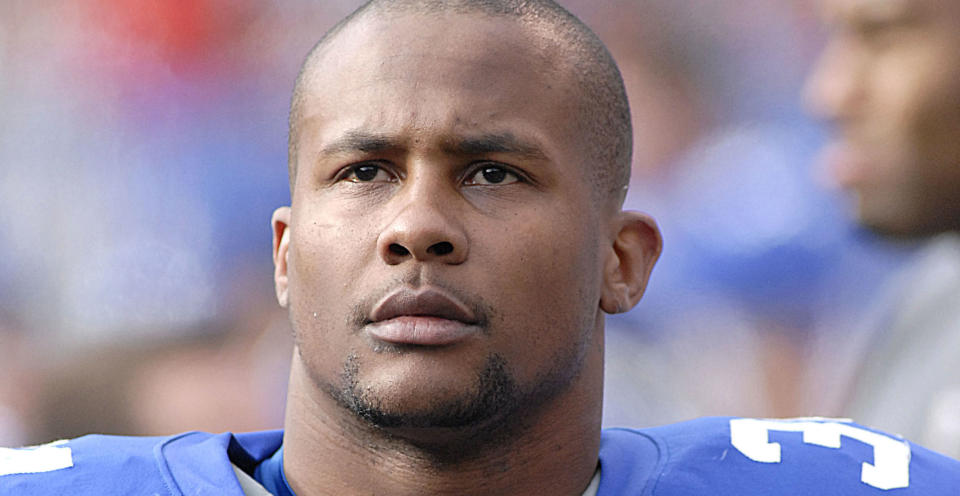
[730,418,910,490]
[0,440,73,476]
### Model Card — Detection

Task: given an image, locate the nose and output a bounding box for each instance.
[803,39,863,123]
[376,181,468,266]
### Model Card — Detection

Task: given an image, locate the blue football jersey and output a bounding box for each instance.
[598,417,960,495]
[2,417,958,495]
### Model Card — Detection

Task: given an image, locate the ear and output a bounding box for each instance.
[272,207,292,308]
[600,211,662,314]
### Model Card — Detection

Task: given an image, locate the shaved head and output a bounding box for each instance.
[274,2,664,486]
[288,0,632,205]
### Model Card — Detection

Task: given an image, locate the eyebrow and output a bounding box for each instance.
[442,133,549,161]
[320,129,550,161]
[846,0,914,25]
[321,131,396,155]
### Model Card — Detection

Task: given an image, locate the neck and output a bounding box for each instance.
[281,332,604,496]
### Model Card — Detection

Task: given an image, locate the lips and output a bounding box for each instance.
[366,287,481,346]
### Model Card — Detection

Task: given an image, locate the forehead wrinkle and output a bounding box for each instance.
[376,52,544,87]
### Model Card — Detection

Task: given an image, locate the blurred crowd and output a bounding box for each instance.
[0,0,947,455]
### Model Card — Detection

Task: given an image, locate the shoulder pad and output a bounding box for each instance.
[1,434,173,495]
[638,417,960,495]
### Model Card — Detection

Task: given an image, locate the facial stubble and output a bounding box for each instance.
[296,323,590,460]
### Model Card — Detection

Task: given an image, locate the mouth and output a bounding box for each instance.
[366,287,482,346]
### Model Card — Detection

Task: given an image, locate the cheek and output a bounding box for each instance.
[289,227,348,305]
[289,199,380,289]
[874,41,960,151]
[482,215,601,365]
[911,73,960,166]
[498,209,597,289]
[286,210,378,348]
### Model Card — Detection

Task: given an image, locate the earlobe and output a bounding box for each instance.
[272,207,293,308]
[600,211,662,314]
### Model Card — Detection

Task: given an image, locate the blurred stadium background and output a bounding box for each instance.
[0,0,916,446]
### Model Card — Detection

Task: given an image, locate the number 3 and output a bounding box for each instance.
[729,418,910,490]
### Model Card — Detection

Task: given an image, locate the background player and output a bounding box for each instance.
[804,0,960,456]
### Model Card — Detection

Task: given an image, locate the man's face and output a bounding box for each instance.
[805,0,960,236]
[277,13,611,433]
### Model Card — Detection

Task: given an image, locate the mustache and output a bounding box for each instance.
[347,275,493,331]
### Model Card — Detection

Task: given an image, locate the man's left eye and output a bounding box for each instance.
[465,165,520,185]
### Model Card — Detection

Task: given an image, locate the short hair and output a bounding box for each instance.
[288,0,632,204]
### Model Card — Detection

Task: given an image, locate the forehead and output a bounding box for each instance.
[295,11,582,156]
[353,11,557,69]
[315,11,565,78]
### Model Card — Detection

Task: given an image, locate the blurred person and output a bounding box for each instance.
[27,322,290,444]
[804,0,960,456]
[0,316,35,448]
[593,0,850,427]
[4,1,960,495]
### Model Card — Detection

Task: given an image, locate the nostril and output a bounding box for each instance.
[428,241,454,256]
[389,243,410,256]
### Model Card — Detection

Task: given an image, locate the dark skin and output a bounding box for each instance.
[271,12,661,496]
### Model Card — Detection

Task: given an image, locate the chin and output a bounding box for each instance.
[857,207,951,240]
[338,353,520,431]
[853,193,933,239]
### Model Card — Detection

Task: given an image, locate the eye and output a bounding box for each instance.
[464,164,521,186]
[853,14,918,50]
[341,163,395,183]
